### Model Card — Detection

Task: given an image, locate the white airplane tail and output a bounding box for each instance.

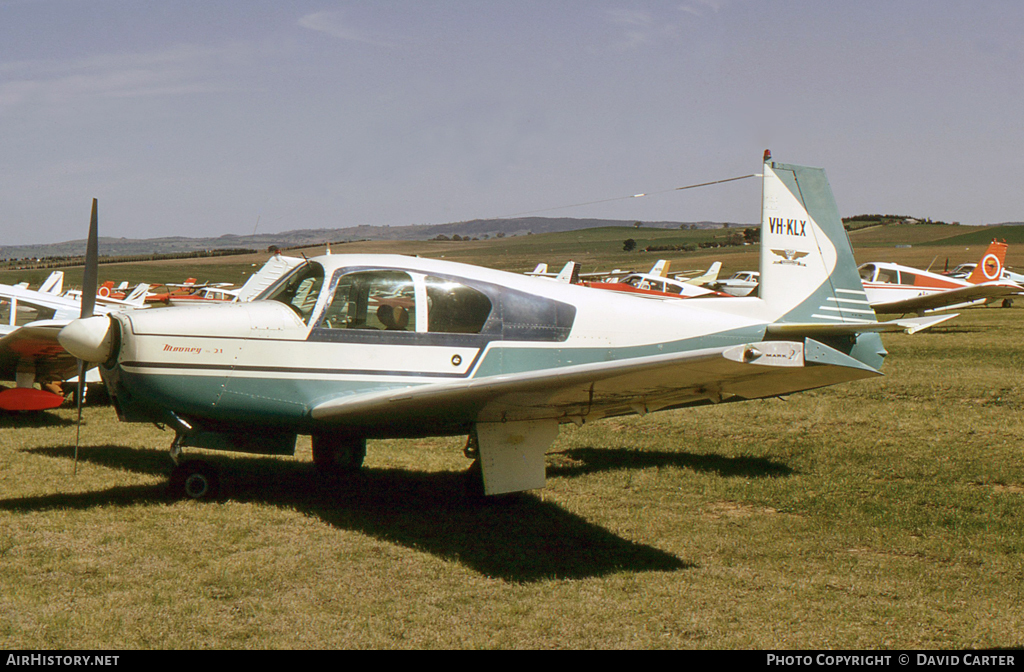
[759,151,874,326]
[235,254,305,302]
[555,261,581,284]
[683,261,722,286]
[39,271,64,295]
[126,283,150,306]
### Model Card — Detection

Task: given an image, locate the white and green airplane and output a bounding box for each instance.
[59,152,951,499]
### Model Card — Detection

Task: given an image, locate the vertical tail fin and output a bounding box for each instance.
[965,240,1007,284]
[124,283,151,307]
[39,271,64,295]
[648,259,669,277]
[759,151,874,325]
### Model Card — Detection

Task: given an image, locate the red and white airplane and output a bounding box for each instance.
[858,240,1022,314]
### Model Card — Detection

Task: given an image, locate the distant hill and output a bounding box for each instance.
[0,217,741,261]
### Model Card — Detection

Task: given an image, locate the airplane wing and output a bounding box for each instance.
[310,338,879,429]
[872,283,1022,314]
[0,322,81,383]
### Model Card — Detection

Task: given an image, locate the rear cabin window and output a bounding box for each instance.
[320,271,417,331]
[425,276,492,334]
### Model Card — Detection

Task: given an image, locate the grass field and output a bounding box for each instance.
[1,230,1024,649]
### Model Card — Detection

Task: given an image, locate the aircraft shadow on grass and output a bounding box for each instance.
[0,412,76,429]
[547,447,794,479]
[9,443,697,582]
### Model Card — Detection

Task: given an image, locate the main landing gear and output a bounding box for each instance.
[311,433,366,473]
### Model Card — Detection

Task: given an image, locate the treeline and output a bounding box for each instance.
[842,214,960,230]
[0,247,258,271]
[631,227,760,254]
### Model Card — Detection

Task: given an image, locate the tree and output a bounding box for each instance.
[623,238,637,252]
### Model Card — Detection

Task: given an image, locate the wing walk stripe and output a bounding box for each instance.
[826,297,872,305]
[810,314,873,323]
[817,305,876,315]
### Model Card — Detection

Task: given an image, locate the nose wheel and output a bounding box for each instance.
[167,433,220,500]
[169,459,221,500]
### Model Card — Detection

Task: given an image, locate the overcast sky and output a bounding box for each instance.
[1,0,1022,246]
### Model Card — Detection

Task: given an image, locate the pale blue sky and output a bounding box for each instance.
[1,0,1022,245]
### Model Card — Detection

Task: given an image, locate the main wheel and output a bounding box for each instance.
[312,434,366,473]
[169,460,221,501]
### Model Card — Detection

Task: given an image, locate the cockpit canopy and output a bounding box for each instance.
[259,261,575,342]
[858,263,909,285]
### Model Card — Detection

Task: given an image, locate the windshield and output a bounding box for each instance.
[262,262,325,324]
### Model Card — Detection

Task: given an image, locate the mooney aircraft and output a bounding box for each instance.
[59,152,952,499]
[858,240,1022,314]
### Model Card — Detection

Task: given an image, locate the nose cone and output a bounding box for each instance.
[59,315,114,363]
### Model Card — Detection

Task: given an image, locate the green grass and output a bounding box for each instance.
[2,305,1024,648]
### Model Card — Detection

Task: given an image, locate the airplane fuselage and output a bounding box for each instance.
[99,254,773,443]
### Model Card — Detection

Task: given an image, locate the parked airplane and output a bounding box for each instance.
[857,240,1022,314]
[582,263,725,299]
[713,271,760,297]
[0,244,140,410]
[60,152,951,499]
[527,260,723,299]
[945,254,1024,294]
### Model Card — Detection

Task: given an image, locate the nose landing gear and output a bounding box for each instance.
[167,433,221,501]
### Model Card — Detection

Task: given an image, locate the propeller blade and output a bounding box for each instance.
[74,198,99,475]
[81,199,98,320]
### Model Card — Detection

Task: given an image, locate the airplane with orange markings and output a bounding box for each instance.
[857,240,1022,314]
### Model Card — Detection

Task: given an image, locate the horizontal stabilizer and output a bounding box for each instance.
[766,312,959,337]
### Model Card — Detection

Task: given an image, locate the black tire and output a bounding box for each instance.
[169,460,221,501]
[312,434,366,472]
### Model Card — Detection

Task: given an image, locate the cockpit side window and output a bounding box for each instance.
[876,268,898,284]
[319,270,417,331]
[425,276,492,334]
[263,262,325,324]
[858,265,877,282]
